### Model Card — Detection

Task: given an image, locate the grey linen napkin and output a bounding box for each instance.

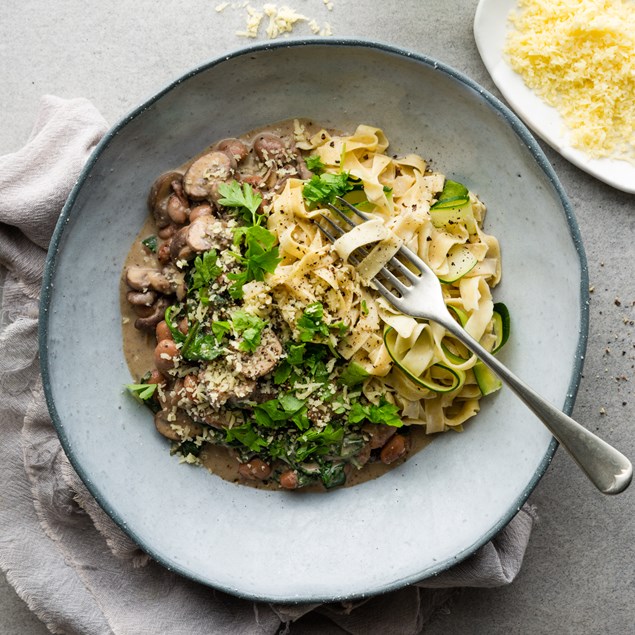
[0,95,537,635]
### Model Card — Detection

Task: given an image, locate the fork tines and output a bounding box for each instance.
[313,196,439,299]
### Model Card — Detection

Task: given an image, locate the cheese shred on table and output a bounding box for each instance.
[504,0,635,161]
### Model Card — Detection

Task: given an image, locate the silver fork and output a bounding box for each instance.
[317,196,632,495]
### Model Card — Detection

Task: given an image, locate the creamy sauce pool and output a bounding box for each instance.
[120,119,433,490]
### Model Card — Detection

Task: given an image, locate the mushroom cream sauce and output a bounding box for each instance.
[121,118,502,491]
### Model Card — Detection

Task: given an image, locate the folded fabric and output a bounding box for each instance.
[0,95,537,635]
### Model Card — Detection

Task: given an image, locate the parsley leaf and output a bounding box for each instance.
[302,171,357,205]
[320,462,347,489]
[286,343,306,365]
[297,302,348,343]
[164,306,186,343]
[126,383,157,401]
[305,154,325,174]
[273,362,292,385]
[297,302,330,341]
[211,320,231,341]
[348,398,403,428]
[228,225,281,299]
[180,322,224,361]
[177,440,201,458]
[294,424,345,462]
[217,180,262,224]
[225,423,269,453]
[253,395,308,431]
[231,309,267,352]
[189,250,222,304]
[141,235,158,253]
[217,181,281,299]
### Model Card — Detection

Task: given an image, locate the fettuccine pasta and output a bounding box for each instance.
[266,124,502,433]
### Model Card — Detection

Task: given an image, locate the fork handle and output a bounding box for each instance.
[439,317,632,495]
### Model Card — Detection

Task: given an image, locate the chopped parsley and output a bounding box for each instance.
[211,320,231,341]
[253,395,309,431]
[126,383,157,401]
[225,423,269,453]
[297,302,347,343]
[305,154,325,174]
[217,181,281,299]
[189,249,222,304]
[231,310,267,352]
[228,225,281,299]
[302,171,358,205]
[217,180,262,223]
[164,306,186,343]
[348,398,403,428]
[141,235,158,253]
[180,322,224,361]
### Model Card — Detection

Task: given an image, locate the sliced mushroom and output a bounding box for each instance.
[237,458,272,481]
[126,290,157,306]
[154,409,205,441]
[216,138,249,163]
[362,423,397,450]
[134,296,169,331]
[237,173,266,190]
[208,377,257,409]
[253,133,291,165]
[189,203,213,222]
[237,329,283,379]
[169,216,231,262]
[157,378,183,410]
[201,411,228,429]
[148,171,184,228]
[160,264,187,300]
[125,267,172,294]
[166,179,190,225]
[183,151,235,201]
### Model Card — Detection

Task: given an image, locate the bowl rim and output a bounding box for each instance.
[39,37,589,603]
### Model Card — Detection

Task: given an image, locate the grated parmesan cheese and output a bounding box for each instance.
[236,5,264,38]
[505,0,635,161]
[263,4,307,38]
[234,2,334,39]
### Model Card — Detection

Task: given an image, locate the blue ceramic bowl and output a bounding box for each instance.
[40,39,587,603]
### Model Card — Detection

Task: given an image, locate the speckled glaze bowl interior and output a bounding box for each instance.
[40,39,588,603]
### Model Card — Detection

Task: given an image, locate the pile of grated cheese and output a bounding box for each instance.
[504,0,635,161]
[217,2,333,39]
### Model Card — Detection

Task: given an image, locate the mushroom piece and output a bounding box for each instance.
[379,434,409,465]
[125,267,173,294]
[253,133,291,165]
[236,329,283,380]
[134,296,169,331]
[169,215,231,262]
[216,138,249,163]
[126,290,157,306]
[362,423,397,450]
[154,408,205,441]
[237,458,272,481]
[166,179,190,225]
[183,151,235,201]
[148,171,184,228]
[189,203,213,222]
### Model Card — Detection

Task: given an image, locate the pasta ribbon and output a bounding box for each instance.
[264,125,502,433]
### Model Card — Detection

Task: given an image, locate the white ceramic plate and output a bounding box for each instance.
[40,39,588,603]
[474,0,635,194]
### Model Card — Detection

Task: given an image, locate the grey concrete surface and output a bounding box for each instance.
[1,1,634,633]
